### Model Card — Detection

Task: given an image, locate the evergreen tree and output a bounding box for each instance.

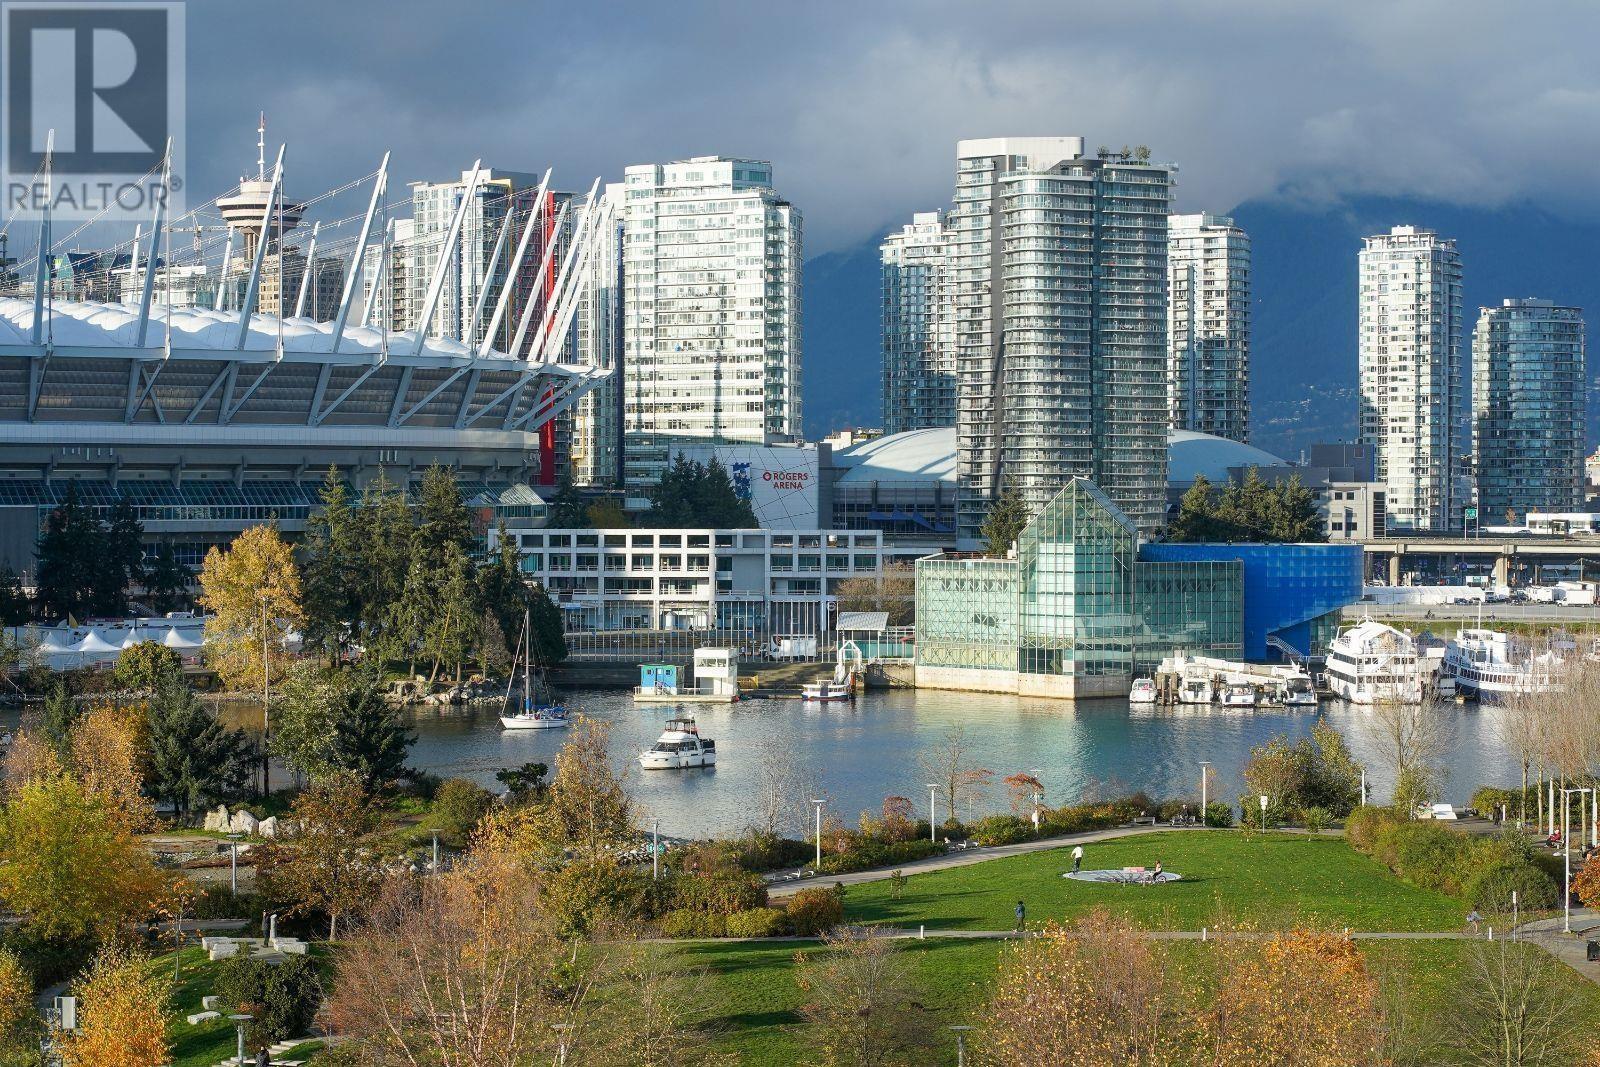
[145,679,255,820]
[415,465,473,569]
[424,545,481,683]
[355,473,414,658]
[0,567,29,625]
[390,554,434,678]
[700,457,757,526]
[980,486,1030,557]
[1276,474,1324,542]
[301,468,361,662]
[97,498,145,617]
[141,543,192,615]
[326,672,416,794]
[1169,475,1222,542]
[528,582,567,669]
[646,453,756,528]
[34,483,103,621]
[546,478,589,528]
[39,681,80,759]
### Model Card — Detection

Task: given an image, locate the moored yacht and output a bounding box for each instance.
[1177,676,1213,705]
[1129,677,1158,704]
[1442,628,1563,703]
[639,715,717,769]
[1324,619,1423,704]
[1219,683,1257,708]
[500,609,570,730]
[1278,670,1317,706]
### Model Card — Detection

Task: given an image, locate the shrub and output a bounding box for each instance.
[671,869,768,915]
[212,955,321,1046]
[537,858,648,937]
[1464,860,1559,913]
[785,886,845,937]
[817,837,942,875]
[431,778,493,843]
[969,814,1032,846]
[725,907,787,938]
[1375,822,1462,892]
[1344,806,1403,854]
[189,886,270,923]
[111,641,184,692]
[1202,802,1234,828]
[1300,806,1332,834]
[733,832,813,872]
[660,908,725,939]
[1469,786,1519,820]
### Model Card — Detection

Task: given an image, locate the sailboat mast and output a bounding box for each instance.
[524,607,532,712]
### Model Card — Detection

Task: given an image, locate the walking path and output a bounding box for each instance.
[766,822,1186,898]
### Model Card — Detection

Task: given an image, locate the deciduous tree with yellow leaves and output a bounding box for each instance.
[199,522,303,692]
[982,907,1172,1066]
[56,944,170,1067]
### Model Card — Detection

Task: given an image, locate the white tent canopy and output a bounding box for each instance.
[75,630,121,654]
[162,627,204,649]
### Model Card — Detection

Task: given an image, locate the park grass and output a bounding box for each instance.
[675,936,1600,1066]
[154,944,332,1067]
[840,830,1467,932]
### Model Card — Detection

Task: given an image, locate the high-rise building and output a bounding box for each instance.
[951,138,1174,542]
[880,211,954,434]
[1167,213,1250,442]
[616,157,802,486]
[1472,298,1587,522]
[1357,225,1465,532]
[405,169,544,351]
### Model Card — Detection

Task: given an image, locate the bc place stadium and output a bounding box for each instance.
[0,124,615,575]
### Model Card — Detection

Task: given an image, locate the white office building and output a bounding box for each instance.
[496,526,882,641]
[952,138,1174,542]
[1357,225,1465,532]
[616,157,802,486]
[881,211,954,434]
[1167,213,1250,443]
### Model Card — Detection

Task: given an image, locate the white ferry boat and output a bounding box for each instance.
[1129,677,1158,704]
[1441,628,1563,703]
[639,715,717,769]
[1324,619,1423,704]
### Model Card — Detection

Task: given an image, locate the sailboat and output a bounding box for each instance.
[499,609,570,730]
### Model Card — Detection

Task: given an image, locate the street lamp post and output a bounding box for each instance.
[810,799,825,870]
[431,831,440,874]
[1563,787,1593,933]
[1199,762,1211,824]
[1360,768,1366,807]
[551,1022,571,1067]
[927,783,938,843]
[229,838,239,896]
[228,1013,252,1066]
[652,818,660,881]
[1029,768,1043,830]
[949,1024,974,1066]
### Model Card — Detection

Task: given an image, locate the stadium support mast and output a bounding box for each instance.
[411,160,483,357]
[234,144,285,349]
[135,141,173,348]
[479,169,550,358]
[330,152,389,354]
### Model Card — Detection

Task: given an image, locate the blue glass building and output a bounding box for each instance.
[1137,542,1362,660]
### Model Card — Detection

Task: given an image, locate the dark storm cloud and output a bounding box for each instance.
[184,0,1600,251]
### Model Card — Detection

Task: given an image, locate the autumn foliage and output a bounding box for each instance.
[56,945,170,1067]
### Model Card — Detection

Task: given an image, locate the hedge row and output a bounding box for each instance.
[657,886,842,939]
[1345,807,1559,911]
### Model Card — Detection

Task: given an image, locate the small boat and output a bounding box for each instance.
[1129,677,1158,704]
[639,715,716,769]
[1279,671,1318,707]
[1177,677,1213,705]
[802,679,853,702]
[500,610,570,731]
[1219,683,1257,708]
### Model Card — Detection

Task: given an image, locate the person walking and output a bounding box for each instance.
[1014,900,1026,932]
[1466,909,1483,937]
[1072,845,1083,874]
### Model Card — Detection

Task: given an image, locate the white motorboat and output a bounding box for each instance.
[1219,683,1257,708]
[1279,670,1317,706]
[500,610,570,731]
[1177,676,1213,705]
[1441,628,1563,704]
[1324,618,1423,704]
[1129,677,1158,704]
[639,715,717,769]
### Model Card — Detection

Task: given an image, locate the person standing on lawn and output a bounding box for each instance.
[1072,845,1083,873]
[1015,900,1026,932]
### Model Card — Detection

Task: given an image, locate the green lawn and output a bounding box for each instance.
[841,830,1468,932]
[155,945,331,1067]
[676,936,1600,1066]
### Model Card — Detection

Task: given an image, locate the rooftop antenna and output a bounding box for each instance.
[256,112,266,182]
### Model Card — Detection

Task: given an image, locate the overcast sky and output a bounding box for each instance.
[183,0,1600,254]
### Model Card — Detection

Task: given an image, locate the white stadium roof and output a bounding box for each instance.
[1167,429,1288,486]
[0,297,564,369]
